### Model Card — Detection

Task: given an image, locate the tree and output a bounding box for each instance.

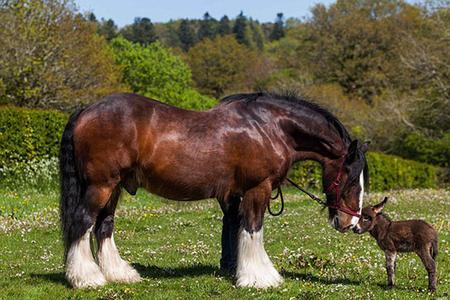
[270,13,285,41]
[178,19,195,51]
[121,17,157,45]
[233,11,249,46]
[197,12,216,41]
[97,18,118,41]
[0,0,123,109]
[187,35,263,97]
[218,15,231,35]
[110,37,215,110]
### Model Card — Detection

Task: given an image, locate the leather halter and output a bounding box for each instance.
[325,163,361,218]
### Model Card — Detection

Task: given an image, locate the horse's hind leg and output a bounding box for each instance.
[418,247,437,292]
[95,187,141,283]
[65,185,112,288]
[236,179,283,288]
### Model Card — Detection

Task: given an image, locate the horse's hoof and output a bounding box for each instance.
[101,259,141,283]
[66,261,107,289]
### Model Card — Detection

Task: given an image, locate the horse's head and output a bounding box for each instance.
[325,140,369,232]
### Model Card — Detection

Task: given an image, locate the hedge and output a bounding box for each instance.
[0,106,442,191]
[290,152,440,191]
[0,106,67,167]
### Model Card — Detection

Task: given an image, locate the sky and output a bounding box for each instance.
[74,0,337,27]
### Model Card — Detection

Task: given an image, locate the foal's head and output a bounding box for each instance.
[353,197,388,234]
[325,140,369,232]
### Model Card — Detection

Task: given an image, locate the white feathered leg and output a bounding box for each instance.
[98,234,141,283]
[236,227,283,288]
[65,226,107,288]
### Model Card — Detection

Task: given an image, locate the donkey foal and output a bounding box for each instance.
[353,197,438,292]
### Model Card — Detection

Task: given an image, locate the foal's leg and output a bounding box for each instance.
[95,187,141,283]
[236,180,283,288]
[417,247,437,292]
[384,251,397,288]
[219,195,241,274]
[65,185,112,288]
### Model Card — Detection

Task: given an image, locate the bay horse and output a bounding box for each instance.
[59,92,368,289]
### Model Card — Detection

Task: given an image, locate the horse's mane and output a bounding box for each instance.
[220,91,352,145]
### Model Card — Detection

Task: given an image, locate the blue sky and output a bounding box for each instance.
[74,0,336,27]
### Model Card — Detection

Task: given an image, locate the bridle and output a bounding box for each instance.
[268,163,362,218]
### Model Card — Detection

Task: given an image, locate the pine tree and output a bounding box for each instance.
[218,15,231,36]
[98,19,118,41]
[178,19,195,51]
[122,17,157,45]
[233,11,248,45]
[197,12,216,41]
[270,12,285,41]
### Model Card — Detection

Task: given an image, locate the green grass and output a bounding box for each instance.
[0,188,449,299]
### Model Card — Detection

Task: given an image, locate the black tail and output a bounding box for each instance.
[431,239,438,260]
[59,108,85,259]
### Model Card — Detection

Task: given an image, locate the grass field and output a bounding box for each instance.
[0,187,449,299]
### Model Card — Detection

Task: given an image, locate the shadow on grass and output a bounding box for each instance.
[30,272,69,287]
[281,270,361,286]
[133,263,230,280]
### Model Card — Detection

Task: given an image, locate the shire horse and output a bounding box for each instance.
[60,92,368,289]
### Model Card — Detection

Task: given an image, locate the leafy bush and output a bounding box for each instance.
[0,106,67,168]
[393,132,450,168]
[110,37,216,110]
[289,152,440,191]
[0,156,59,191]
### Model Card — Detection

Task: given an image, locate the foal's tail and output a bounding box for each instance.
[59,108,85,260]
[431,239,438,260]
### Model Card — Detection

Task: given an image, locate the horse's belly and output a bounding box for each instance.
[138,165,225,201]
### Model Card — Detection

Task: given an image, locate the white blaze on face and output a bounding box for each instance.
[350,170,364,227]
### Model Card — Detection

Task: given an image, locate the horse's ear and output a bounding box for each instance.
[345,139,359,163]
[360,141,370,153]
[372,197,388,214]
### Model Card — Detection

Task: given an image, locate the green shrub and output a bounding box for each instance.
[0,105,67,168]
[393,132,450,168]
[289,152,440,191]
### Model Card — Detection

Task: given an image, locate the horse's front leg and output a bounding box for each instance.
[236,179,283,288]
[219,195,241,274]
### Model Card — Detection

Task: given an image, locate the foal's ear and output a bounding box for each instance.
[372,197,388,214]
[359,141,370,153]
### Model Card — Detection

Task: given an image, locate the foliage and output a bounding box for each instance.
[197,12,217,41]
[393,132,450,167]
[0,106,65,190]
[120,17,158,45]
[290,152,440,191]
[270,13,285,41]
[187,35,265,97]
[0,0,123,109]
[110,37,216,110]
[178,19,195,51]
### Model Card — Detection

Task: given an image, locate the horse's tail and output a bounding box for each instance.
[59,108,85,260]
[431,238,438,260]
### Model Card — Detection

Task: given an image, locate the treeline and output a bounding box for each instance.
[0,0,449,169]
[90,11,285,50]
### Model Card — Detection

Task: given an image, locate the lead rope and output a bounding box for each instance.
[268,186,284,216]
[268,178,325,217]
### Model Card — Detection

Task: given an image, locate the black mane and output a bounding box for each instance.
[220,92,352,145]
